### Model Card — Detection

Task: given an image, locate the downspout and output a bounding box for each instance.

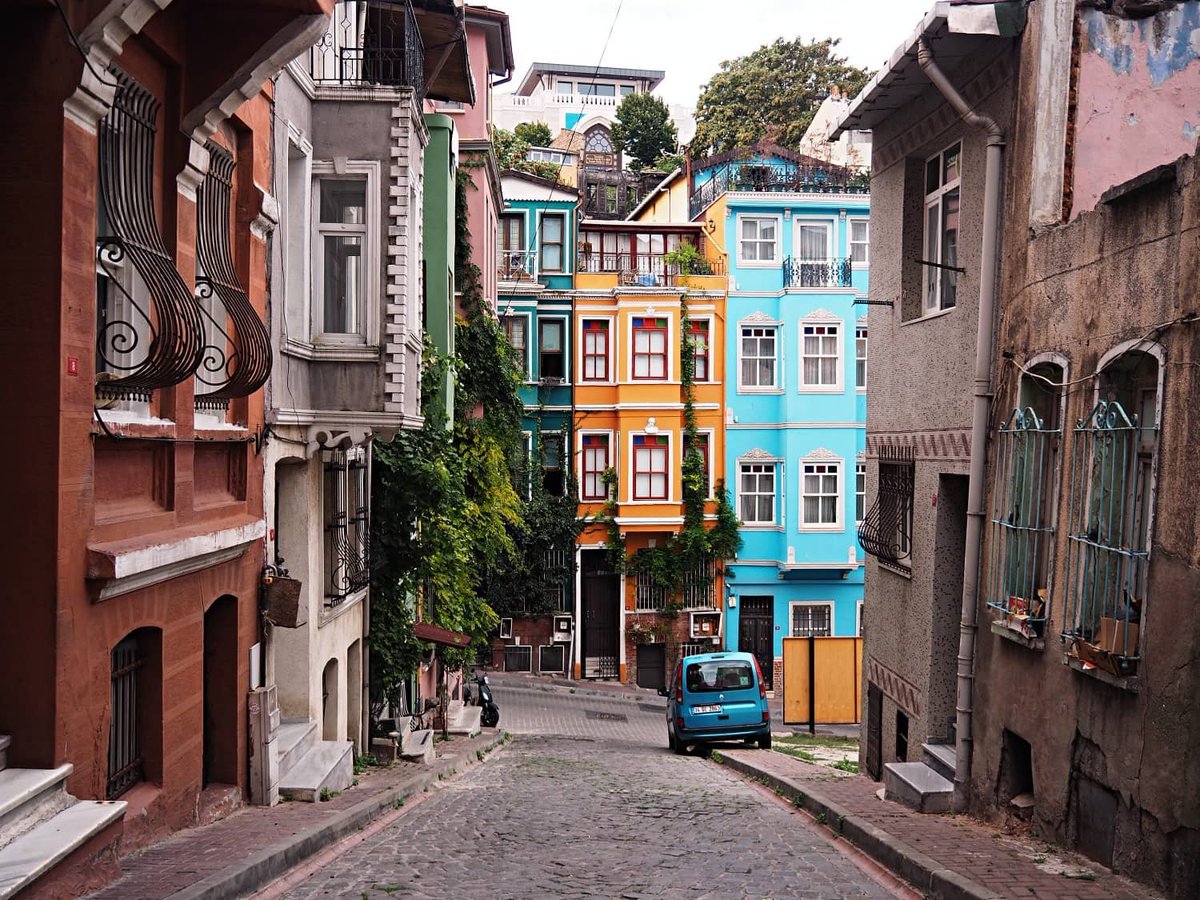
[916,36,1004,813]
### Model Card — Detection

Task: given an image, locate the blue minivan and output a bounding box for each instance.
[658,651,771,755]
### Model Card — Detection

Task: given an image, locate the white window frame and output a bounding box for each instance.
[855,323,868,393]
[520,431,533,500]
[578,316,614,384]
[789,601,834,638]
[628,431,672,503]
[855,460,866,526]
[792,217,835,264]
[923,142,961,316]
[578,429,614,503]
[799,314,843,393]
[629,314,672,382]
[282,125,313,346]
[736,214,781,268]
[537,209,569,274]
[848,216,869,267]
[737,321,781,393]
[799,454,843,532]
[310,160,380,346]
[501,310,533,382]
[737,458,779,527]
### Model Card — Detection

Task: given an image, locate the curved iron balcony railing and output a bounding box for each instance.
[858,445,914,576]
[783,256,853,289]
[96,70,205,402]
[194,142,272,409]
[309,0,425,101]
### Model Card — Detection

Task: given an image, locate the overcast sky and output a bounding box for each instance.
[495,0,936,107]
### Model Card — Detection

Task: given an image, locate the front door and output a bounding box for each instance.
[738,596,774,690]
[581,551,619,678]
[636,642,666,690]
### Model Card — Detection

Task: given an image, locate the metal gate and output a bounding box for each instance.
[738,596,774,690]
[865,682,883,780]
[581,551,619,677]
[108,635,144,799]
[781,637,863,725]
[636,643,666,690]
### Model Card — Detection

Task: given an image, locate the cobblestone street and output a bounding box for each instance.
[271,684,901,899]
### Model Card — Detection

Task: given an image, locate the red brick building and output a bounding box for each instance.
[0,1,333,892]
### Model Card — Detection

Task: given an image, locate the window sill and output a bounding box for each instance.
[874,559,912,579]
[92,413,176,440]
[990,620,1045,652]
[798,385,843,394]
[901,306,957,327]
[737,387,784,395]
[1063,653,1140,693]
[320,587,366,626]
[740,523,780,530]
[284,340,381,362]
[799,525,843,534]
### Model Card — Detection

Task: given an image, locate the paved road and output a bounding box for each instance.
[274,685,900,899]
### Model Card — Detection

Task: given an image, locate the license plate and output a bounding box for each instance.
[692,704,722,714]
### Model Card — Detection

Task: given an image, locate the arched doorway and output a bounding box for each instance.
[322,657,340,741]
[203,595,239,786]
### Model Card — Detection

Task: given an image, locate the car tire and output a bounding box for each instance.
[667,728,676,751]
[695,744,712,759]
[743,737,756,746]
[757,733,772,750]
[673,735,689,755]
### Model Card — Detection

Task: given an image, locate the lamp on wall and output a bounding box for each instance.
[705,218,716,234]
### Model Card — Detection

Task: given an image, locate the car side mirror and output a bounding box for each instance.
[657,687,668,697]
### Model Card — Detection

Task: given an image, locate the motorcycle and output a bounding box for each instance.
[466,670,500,728]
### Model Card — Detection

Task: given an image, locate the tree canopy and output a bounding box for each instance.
[513,121,553,148]
[611,92,678,171]
[691,37,870,156]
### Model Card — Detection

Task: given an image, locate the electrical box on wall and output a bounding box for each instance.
[552,614,573,642]
[499,618,513,639]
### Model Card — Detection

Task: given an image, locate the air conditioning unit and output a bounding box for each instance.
[552,614,573,642]
[499,618,513,639]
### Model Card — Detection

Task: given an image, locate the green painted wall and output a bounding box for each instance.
[423,113,457,423]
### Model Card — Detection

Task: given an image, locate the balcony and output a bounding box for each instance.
[580,252,726,288]
[782,257,852,289]
[497,250,538,283]
[690,160,869,219]
[308,0,425,98]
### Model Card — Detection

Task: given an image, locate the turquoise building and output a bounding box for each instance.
[695,143,869,693]
[496,168,578,521]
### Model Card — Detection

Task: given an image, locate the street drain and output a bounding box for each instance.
[585,709,628,722]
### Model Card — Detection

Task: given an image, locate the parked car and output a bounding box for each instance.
[658,651,771,755]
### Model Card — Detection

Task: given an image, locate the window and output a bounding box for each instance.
[580,82,616,97]
[739,462,776,525]
[738,216,778,264]
[581,319,609,381]
[690,319,710,382]
[581,433,610,501]
[499,214,526,278]
[539,319,565,380]
[856,462,866,525]
[740,325,778,389]
[923,142,960,313]
[802,461,841,528]
[584,126,614,154]
[109,631,149,798]
[604,184,618,214]
[540,214,565,272]
[502,315,527,377]
[685,660,753,692]
[856,326,868,390]
[557,80,573,94]
[632,317,668,380]
[323,446,369,605]
[620,85,635,96]
[858,446,915,575]
[1063,350,1160,662]
[791,603,833,637]
[987,363,1063,628]
[795,220,832,266]
[316,178,367,335]
[541,433,564,495]
[850,218,869,264]
[801,322,841,390]
[683,433,710,499]
[633,434,669,500]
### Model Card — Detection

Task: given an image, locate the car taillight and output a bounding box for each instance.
[675,666,683,703]
[676,717,685,729]
[762,711,770,722]
[751,656,767,699]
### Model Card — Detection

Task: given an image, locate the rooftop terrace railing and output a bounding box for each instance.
[689,161,870,219]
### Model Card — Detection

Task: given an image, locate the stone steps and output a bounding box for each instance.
[400,729,435,764]
[0,766,75,850]
[883,762,954,814]
[922,742,956,782]
[275,718,319,779]
[278,740,354,803]
[446,702,482,738]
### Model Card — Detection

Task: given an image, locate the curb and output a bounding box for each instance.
[488,675,667,708]
[711,752,1001,900]
[166,731,510,900]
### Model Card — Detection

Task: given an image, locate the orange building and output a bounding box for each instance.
[572,221,728,687]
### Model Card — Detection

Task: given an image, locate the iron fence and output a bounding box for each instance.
[689,161,869,218]
[309,0,425,100]
[782,256,853,289]
[108,636,144,799]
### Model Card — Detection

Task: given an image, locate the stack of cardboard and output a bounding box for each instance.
[1068,616,1140,677]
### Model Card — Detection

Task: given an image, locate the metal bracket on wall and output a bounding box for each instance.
[853,298,896,307]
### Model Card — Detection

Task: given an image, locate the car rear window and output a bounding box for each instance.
[684,661,754,693]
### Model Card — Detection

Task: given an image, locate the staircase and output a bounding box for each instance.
[445,701,481,738]
[0,735,126,898]
[884,742,957,814]
[275,720,354,803]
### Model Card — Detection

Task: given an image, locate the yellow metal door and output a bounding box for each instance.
[782,637,863,725]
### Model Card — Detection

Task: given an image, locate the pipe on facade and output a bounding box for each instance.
[916,37,1004,813]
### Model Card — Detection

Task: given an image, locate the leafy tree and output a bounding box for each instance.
[490,126,560,181]
[514,121,553,148]
[651,152,684,174]
[691,37,870,155]
[611,92,678,171]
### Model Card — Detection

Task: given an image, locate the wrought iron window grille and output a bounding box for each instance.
[193,142,272,411]
[108,635,145,799]
[96,69,204,403]
[309,0,426,101]
[986,407,1061,625]
[1062,399,1155,655]
[682,558,718,610]
[783,256,853,289]
[324,447,371,606]
[858,445,914,575]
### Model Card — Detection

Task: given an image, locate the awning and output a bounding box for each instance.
[413,0,475,105]
[413,621,473,648]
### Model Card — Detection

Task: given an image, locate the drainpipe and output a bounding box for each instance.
[917,37,1004,813]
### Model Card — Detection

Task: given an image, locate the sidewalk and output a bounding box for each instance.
[713,748,1156,900]
[84,730,506,900]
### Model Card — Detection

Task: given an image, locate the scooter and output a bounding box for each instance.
[466,670,500,728]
